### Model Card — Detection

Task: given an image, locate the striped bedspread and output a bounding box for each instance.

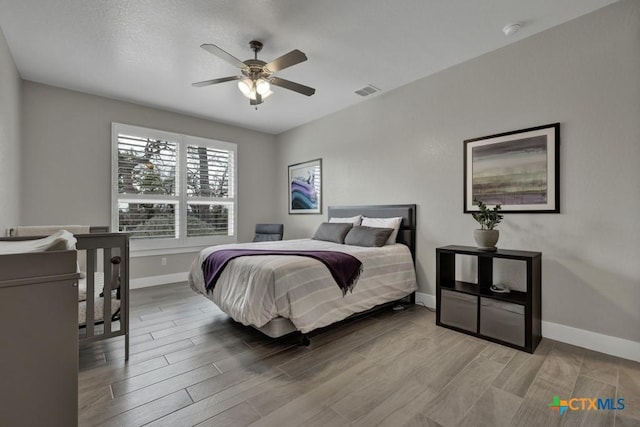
[189,239,417,333]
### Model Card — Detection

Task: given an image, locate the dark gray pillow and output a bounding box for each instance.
[344,226,394,247]
[312,222,353,244]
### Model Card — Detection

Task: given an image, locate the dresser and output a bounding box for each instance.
[0,250,79,427]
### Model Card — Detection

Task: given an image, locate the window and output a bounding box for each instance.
[112,123,237,253]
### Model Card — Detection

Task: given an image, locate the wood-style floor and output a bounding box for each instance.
[79,282,640,427]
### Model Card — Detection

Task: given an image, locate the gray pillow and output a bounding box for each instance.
[312,222,353,244]
[344,226,394,247]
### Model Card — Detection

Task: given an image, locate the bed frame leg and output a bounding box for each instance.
[301,335,310,347]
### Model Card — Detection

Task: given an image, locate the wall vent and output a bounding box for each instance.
[355,84,380,97]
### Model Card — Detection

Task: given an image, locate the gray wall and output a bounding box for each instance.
[21,82,278,279]
[276,0,640,343]
[0,27,21,231]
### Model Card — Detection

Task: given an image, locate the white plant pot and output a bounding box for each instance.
[474,229,499,251]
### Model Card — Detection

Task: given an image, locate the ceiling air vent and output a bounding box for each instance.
[355,84,380,97]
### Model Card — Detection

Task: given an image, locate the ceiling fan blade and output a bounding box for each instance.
[271,77,316,96]
[192,76,242,87]
[265,49,307,73]
[200,44,246,68]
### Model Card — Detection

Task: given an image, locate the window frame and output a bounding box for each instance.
[111,123,237,255]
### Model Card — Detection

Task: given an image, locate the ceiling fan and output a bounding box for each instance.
[193,40,316,106]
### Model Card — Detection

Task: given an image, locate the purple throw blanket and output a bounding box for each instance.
[202,249,363,296]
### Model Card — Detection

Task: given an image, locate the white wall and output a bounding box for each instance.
[0,27,21,231]
[276,0,640,343]
[21,82,278,280]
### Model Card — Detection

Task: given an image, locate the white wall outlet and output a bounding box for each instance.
[161,257,167,266]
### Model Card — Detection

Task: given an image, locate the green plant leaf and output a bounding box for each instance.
[471,198,503,230]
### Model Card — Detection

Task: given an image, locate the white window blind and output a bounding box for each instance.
[185,144,234,238]
[112,123,237,252]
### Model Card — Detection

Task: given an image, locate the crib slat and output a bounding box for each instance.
[103,248,112,334]
[74,232,129,361]
[85,249,96,338]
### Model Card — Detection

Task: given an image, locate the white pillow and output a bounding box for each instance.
[360,216,403,245]
[329,215,362,226]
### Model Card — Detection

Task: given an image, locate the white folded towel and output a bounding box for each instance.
[10,225,90,237]
[0,230,77,255]
[10,225,90,272]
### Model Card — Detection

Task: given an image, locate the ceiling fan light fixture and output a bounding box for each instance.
[237,79,253,96]
[239,78,273,101]
[260,89,273,99]
[255,78,271,96]
[247,88,273,102]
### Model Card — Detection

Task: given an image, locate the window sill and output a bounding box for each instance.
[130,241,236,258]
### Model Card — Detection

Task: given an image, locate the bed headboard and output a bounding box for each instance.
[327,204,417,260]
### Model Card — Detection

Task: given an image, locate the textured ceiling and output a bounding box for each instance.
[0,0,619,134]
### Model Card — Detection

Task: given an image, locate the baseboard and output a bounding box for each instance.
[415,292,436,309]
[542,321,640,362]
[416,292,639,362]
[130,272,189,289]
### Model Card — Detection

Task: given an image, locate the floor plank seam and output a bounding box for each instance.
[517,354,548,400]
[328,401,350,422]
[244,398,263,418]
[101,391,190,427]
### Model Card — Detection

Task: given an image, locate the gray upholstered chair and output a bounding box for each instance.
[253,224,284,242]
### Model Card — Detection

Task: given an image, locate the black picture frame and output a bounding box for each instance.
[464,123,560,213]
[288,158,322,214]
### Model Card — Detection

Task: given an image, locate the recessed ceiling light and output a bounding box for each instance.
[503,23,522,36]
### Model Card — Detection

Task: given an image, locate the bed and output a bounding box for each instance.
[189,204,417,342]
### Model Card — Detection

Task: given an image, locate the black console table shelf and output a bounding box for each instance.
[440,280,528,305]
[436,245,542,353]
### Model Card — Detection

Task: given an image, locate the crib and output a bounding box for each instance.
[1,227,130,360]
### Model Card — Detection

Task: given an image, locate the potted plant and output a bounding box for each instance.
[471,199,503,251]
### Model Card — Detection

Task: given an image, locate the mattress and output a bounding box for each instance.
[78,272,121,325]
[189,239,417,334]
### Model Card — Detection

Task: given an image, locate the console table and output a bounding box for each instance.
[436,245,541,353]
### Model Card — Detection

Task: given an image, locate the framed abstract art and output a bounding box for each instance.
[464,123,560,213]
[288,158,322,214]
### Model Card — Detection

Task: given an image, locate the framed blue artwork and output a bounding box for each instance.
[288,158,322,214]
